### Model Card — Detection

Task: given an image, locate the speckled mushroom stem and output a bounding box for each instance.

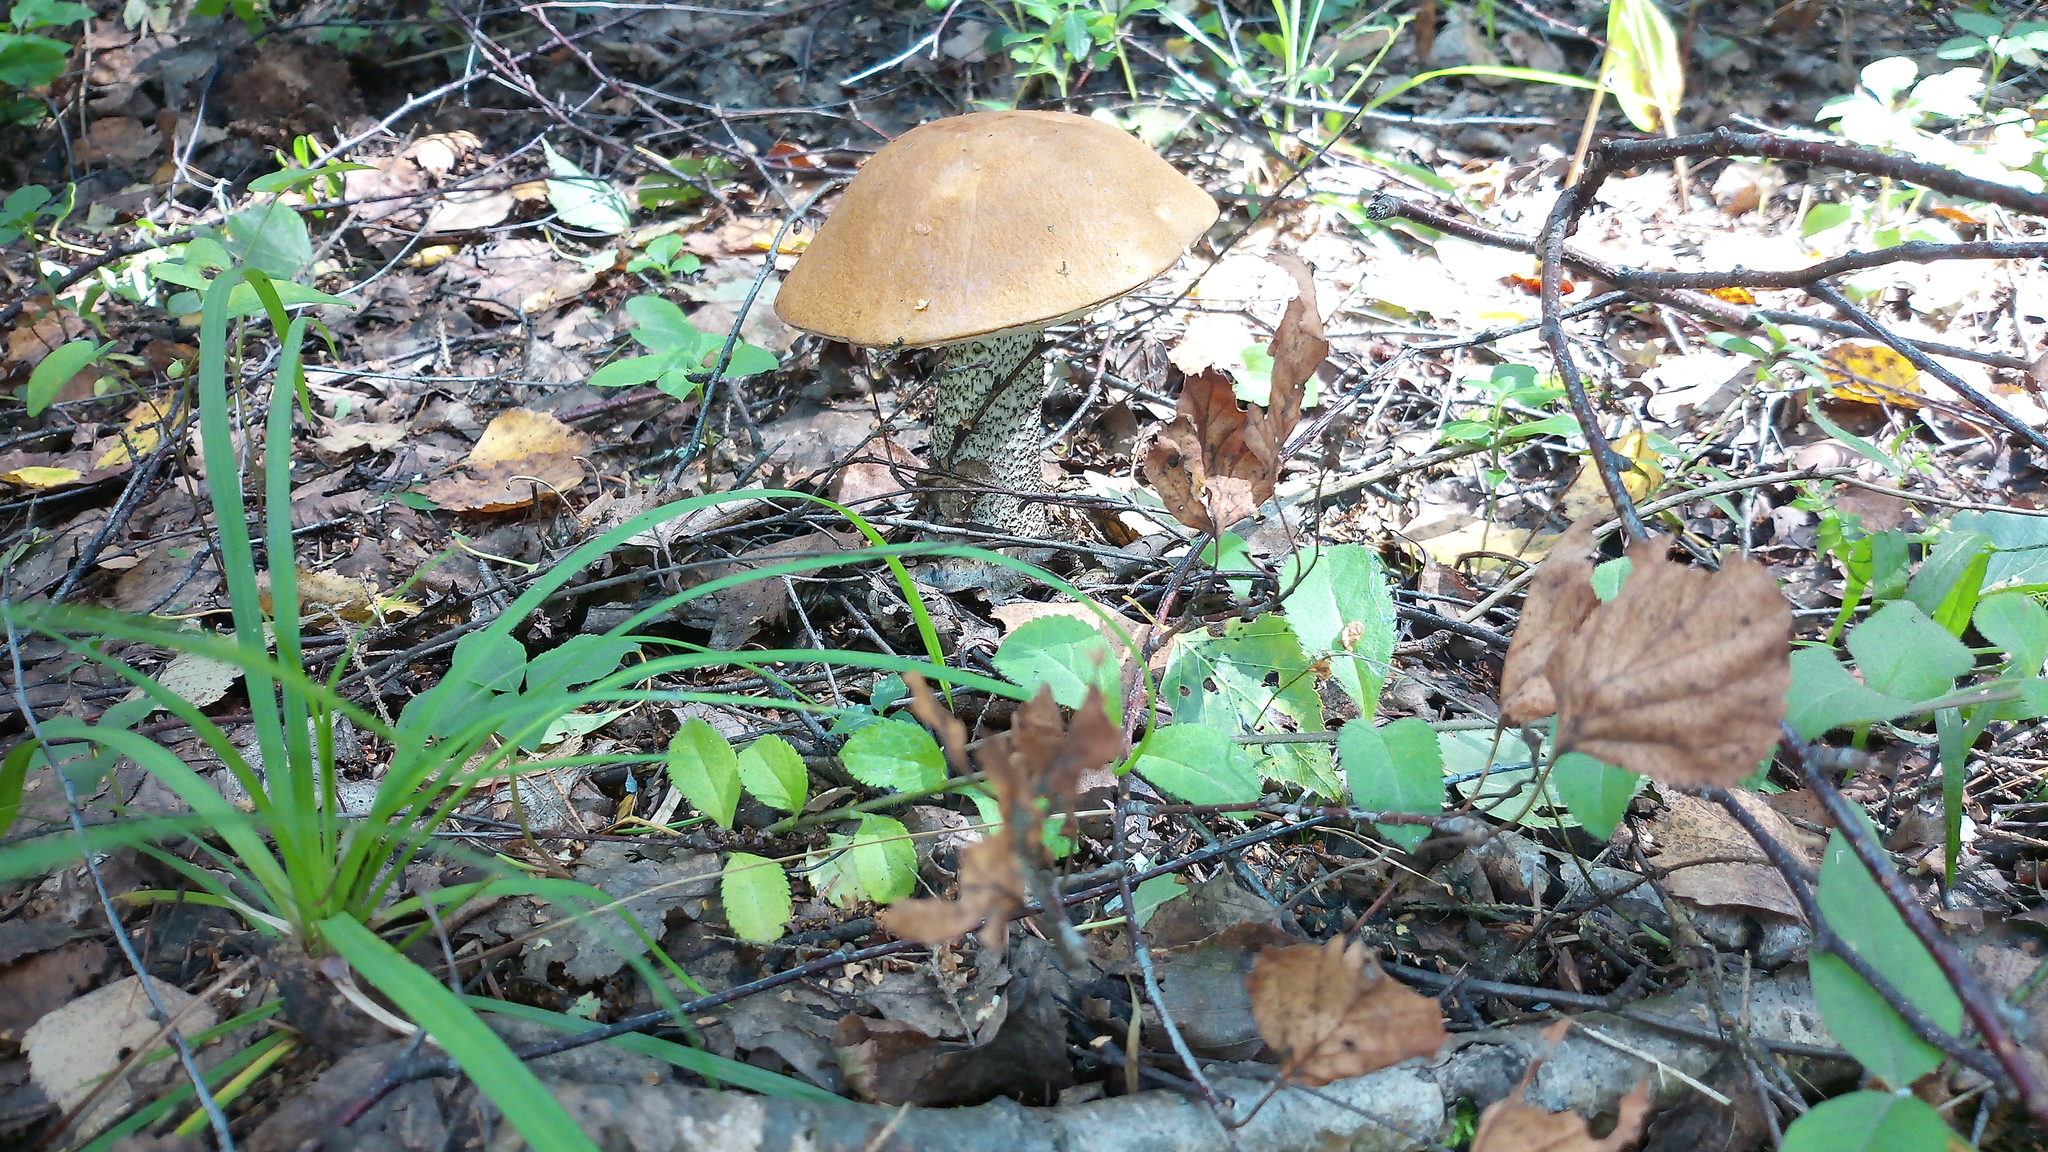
[928,331,1048,534]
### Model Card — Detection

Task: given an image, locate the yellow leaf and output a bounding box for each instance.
[1822,340,1923,407]
[1558,429,1663,523]
[1602,0,1684,133]
[0,466,82,488]
[95,397,174,468]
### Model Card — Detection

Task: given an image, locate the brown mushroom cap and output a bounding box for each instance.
[775,110,1218,349]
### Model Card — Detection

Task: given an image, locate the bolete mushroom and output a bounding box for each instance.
[775,110,1217,534]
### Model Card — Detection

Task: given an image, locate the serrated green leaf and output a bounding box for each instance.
[849,814,916,904]
[994,614,1121,720]
[1547,751,1641,840]
[1279,544,1396,715]
[1812,812,1962,1087]
[1130,724,1261,805]
[1163,614,1334,796]
[721,852,792,943]
[838,717,946,793]
[1780,1090,1956,1152]
[737,735,807,813]
[666,719,740,829]
[1339,717,1441,849]
[1787,647,1919,740]
[1847,600,1972,703]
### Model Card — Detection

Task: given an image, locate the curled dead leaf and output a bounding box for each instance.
[1500,518,1600,725]
[876,828,1026,953]
[1244,936,1446,1087]
[1139,259,1322,535]
[1547,537,1790,787]
[1471,1021,1651,1152]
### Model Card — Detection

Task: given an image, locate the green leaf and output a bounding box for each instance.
[320,916,601,1152]
[1590,556,1632,602]
[838,717,947,793]
[542,139,632,235]
[11,0,94,30]
[624,294,699,351]
[1905,530,1992,634]
[736,735,807,813]
[1546,751,1642,840]
[849,814,916,904]
[1974,591,2048,674]
[0,33,70,89]
[588,354,674,388]
[993,614,1121,720]
[1812,812,1962,1087]
[450,631,526,692]
[223,201,312,280]
[1163,614,1334,796]
[1847,601,1973,703]
[524,635,637,693]
[1130,874,1185,927]
[1952,509,2048,588]
[1279,544,1397,715]
[22,338,102,416]
[1339,717,1442,850]
[0,739,32,840]
[463,997,840,1102]
[708,341,779,378]
[1780,1090,1956,1152]
[721,852,792,943]
[1786,647,1920,740]
[1131,724,1261,805]
[665,719,740,829]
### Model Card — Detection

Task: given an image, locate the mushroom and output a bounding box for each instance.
[775,110,1217,534]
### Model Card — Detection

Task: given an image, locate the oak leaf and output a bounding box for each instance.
[1244,936,1446,1086]
[1546,537,1790,787]
[1471,1021,1651,1152]
[1500,518,1601,725]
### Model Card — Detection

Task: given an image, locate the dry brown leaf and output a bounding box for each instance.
[1244,936,1446,1086]
[404,130,481,179]
[1139,258,1320,537]
[904,669,969,776]
[876,827,1026,953]
[420,409,590,513]
[1500,518,1600,725]
[311,420,409,456]
[5,308,86,367]
[879,684,1123,953]
[1264,253,1325,422]
[1547,537,1790,787]
[980,684,1125,828]
[81,116,161,164]
[1650,791,1808,920]
[1472,1022,1651,1152]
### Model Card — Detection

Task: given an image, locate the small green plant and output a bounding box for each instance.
[1938,7,2048,95]
[588,293,778,398]
[0,180,68,245]
[1817,55,2045,193]
[939,0,1155,99]
[0,0,87,121]
[625,232,701,280]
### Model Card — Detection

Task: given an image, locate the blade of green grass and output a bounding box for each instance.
[320,916,600,1152]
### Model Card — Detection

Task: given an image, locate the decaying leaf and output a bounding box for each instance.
[904,669,969,776]
[1650,791,1807,920]
[1139,258,1324,535]
[877,827,1027,953]
[1244,935,1446,1086]
[420,408,590,513]
[1822,340,1923,408]
[1471,1021,1651,1152]
[1500,518,1601,725]
[1547,537,1790,787]
[878,685,1124,953]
